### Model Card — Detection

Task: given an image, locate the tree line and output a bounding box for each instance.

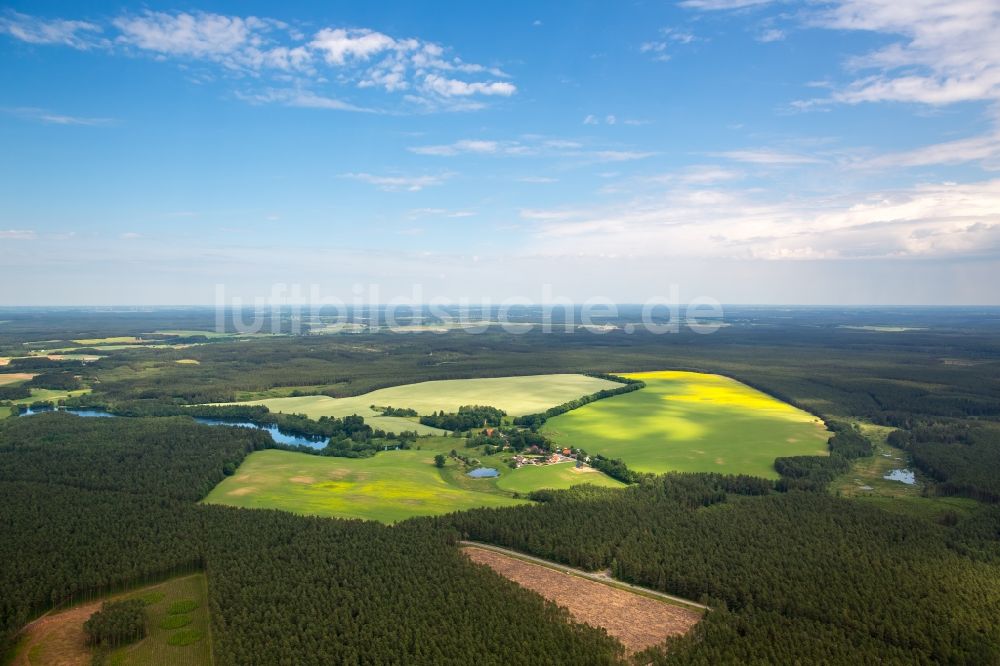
[439,474,1000,664]
[420,405,506,431]
[513,375,645,429]
[0,413,623,665]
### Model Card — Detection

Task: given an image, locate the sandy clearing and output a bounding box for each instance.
[12,600,101,666]
[0,373,35,385]
[463,546,701,654]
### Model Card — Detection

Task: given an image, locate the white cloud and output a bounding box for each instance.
[583,114,646,126]
[639,27,695,62]
[664,165,745,184]
[0,11,104,49]
[517,176,559,183]
[805,1,1000,107]
[860,131,1000,170]
[679,0,774,10]
[407,208,475,218]
[234,88,376,113]
[2,10,516,112]
[520,209,584,221]
[408,137,643,162]
[713,149,824,164]
[3,107,116,126]
[410,139,502,156]
[640,41,669,54]
[592,150,655,162]
[757,28,785,42]
[340,172,453,192]
[0,229,37,240]
[529,178,1000,261]
[113,11,264,57]
[421,74,516,97]
[310,27,395,64]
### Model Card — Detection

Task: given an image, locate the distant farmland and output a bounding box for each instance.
[543,370,830,478]
[234,373,621,434]
[203,448,529,523]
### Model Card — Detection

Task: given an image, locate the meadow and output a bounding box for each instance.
[12,388,91,406]
[235,373,620,435]
[12,573,211,666]
[229,395,445,436]
[203,432,632,522]
[542,371,830,478]
[244,374,618,416]
[203,447,529,523]
[495,462,625,494]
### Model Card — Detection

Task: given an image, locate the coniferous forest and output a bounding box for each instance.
[1,307,1000,664]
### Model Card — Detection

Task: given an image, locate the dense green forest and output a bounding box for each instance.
[0,414,622,665]
[2,307,1000,663]
[419,404,506,430]
[442,478,1000,664]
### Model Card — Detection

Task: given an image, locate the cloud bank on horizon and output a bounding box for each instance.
[1,1,999,304]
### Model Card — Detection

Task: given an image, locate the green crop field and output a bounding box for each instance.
[71,336,144,345]
[542,371,830,478]
[236,374,621,433]
[11,387,91,406]
[204,446,530,523]
[495,462,625,494]
[231,373,620,435]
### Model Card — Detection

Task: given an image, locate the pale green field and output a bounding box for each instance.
[155,329,232,338]
[204,447,528,523]
[14,574,211,666]
[542,371,830,479]
[225,394,445,435]
[495,462,625,494]
[109,574,212,666]
[72,336,144,345]
[238,374,621,430]
[11,388,91,406]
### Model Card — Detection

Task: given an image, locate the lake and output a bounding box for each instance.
[467,467,500,478]
[883,469,916,485]
[18,407,328,449]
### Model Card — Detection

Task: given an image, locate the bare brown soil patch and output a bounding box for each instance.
[325,468,351,480]
[569,465,598,474]
[227,486,257,496]
[12,600,100,666]
[0,372,35,385]
[289,475,315,484]
[464,547,701,654]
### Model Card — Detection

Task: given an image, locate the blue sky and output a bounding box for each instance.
[1,1,999,305]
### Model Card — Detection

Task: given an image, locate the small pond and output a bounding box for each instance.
[883,469,916,485]
[467,467,500,478]
[18,407,327,449]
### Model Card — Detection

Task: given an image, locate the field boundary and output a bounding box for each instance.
[458,540,710,612]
